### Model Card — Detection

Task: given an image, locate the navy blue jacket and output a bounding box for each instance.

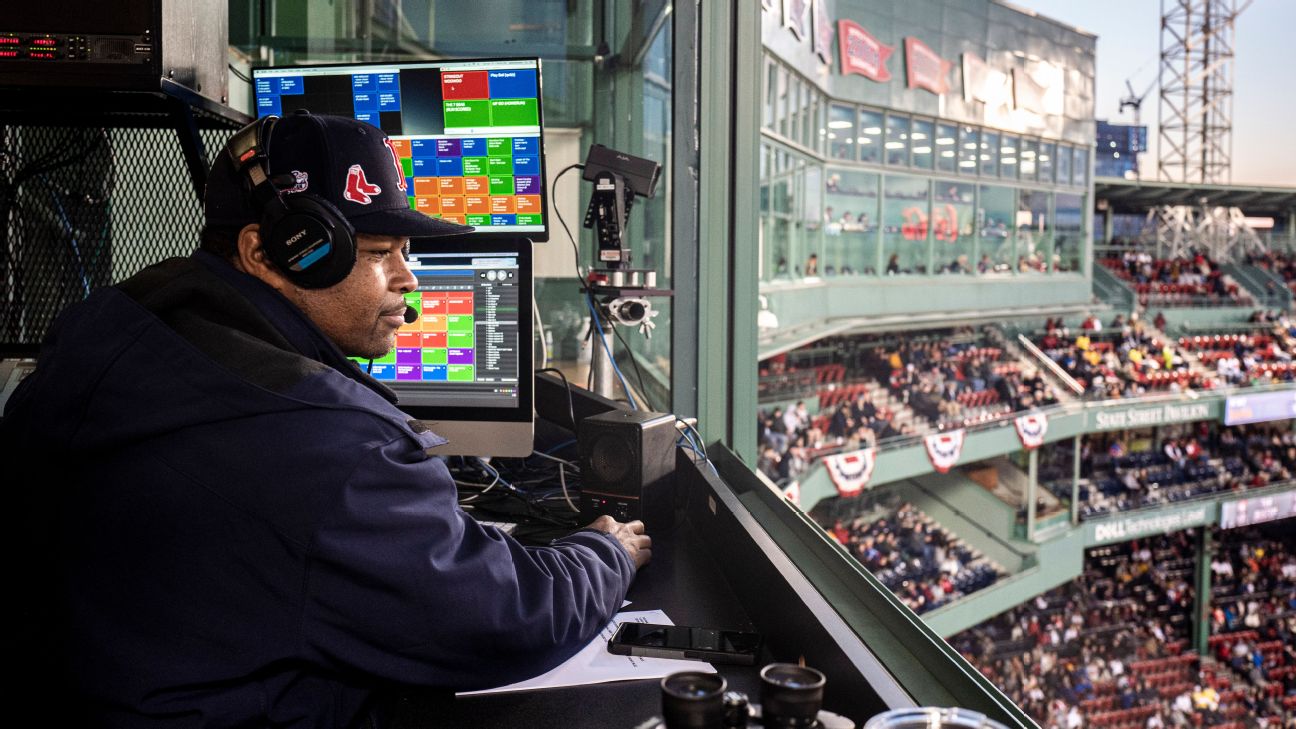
[1,252,634,728]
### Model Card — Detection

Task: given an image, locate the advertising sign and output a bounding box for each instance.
[1086,504,1213,546]
[1220,491,1296,529]
[1086,401,1215,431]
[837,20,893,82]
[904,37,952,95]
[1224,390,1296,426]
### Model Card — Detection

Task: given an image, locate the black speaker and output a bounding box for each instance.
[578,409,678,527]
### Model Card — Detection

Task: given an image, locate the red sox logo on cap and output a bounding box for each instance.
[344,164,382,204]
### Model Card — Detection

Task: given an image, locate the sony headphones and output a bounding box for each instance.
[225,115,357,289]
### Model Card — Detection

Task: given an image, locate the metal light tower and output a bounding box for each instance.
[1157,0,1249,185]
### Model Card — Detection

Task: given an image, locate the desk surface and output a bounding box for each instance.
[393,517,766,728]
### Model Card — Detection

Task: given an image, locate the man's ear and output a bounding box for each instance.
[233,224,292,292]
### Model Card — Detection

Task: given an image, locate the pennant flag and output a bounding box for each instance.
[838,20,893,82]
[1014,412,1049,450]
[824,446,878,497]
[904,36,953,95]
[924,429,966,473]
[812,0,834,65]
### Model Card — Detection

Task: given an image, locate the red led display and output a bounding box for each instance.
[0,50,19,58]
[0,37,19,45]
[28,51,55,60]
[32,38,57,47]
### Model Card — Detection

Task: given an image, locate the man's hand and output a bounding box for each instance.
[586,516,652,570]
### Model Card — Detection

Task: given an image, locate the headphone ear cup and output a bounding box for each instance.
[260,194,357,289]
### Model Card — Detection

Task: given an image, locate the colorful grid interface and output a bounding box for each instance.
[389,135,543,228]
[367,291,475,382]
[253,64,544,233]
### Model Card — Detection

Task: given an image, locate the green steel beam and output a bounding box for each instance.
[692,0,760,462]
[1194,528,1212,657]
[1026,448,1038,541]
[1071,436,1082,526]
[729,2,761,463]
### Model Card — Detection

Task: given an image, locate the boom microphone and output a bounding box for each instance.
[403,305,419,324]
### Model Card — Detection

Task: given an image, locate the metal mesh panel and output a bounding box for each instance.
[0,125,233,352]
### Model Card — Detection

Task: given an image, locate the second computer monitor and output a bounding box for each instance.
[252,57,549,242]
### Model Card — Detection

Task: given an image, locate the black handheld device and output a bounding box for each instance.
[607,623,762,666]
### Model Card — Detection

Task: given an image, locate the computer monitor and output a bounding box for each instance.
[252,57,549,241]
[359,237,533,457]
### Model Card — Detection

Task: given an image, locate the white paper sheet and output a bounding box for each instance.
[459,609,716,696]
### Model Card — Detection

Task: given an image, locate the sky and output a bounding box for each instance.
[1017,0,1296,187]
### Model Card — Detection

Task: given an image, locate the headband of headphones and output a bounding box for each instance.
[223,116,357,289]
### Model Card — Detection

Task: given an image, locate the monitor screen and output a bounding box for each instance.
[252,58,549,241]
[356,238,534,457]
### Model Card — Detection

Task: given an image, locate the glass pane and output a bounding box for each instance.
[883,174,929,275]
[980,131,999,177]
[1038,141,1056,184]
[885,114,910,166]
[802,165,823,276]
[911,119,934,170]
[1057,145,1072,187]
[824,169,880,275]
[777,65,790,138]
[958,125,979,174]
[1073,147,1089,186]
[1017,190,1051,273]
[764,60,777,130]
[1020,138,1038,181]
[934,181,976,274]
[858,109,884,164]
[828,103,857,161]
[935,123,957,173]
[788,76,801,144]
[1054,193,1084,273]
[979,184,1015,272]
[1000,135,1019,179]
[813,95,826,154]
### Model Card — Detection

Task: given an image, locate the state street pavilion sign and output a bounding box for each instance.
[1084,401,1216,432]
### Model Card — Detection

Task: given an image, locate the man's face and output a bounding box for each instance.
[285,233,416,359]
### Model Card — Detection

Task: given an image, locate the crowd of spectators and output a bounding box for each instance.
[1100,252,1252,308]
[952,526,1296,728]
[756,395,918,485]
[874,328,1060,431]
[1038,423,1296,520]
[1178,330,1294,386]
[1034,315,1204,398]
[820,495,1002,614]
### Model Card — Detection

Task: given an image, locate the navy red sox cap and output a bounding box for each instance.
[205,110,471,239]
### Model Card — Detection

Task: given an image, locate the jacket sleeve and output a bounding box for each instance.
[300,435,635,690]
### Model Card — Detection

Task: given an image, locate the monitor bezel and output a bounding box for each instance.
[387,235,533,426]
[251,56,550,243]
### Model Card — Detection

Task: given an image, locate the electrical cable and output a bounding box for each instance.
[228,63,253,84]
[37,175,90,297]
[533,291,548,370]
[586,293,638,409]
[536,367,578,432]
[609,317,655,411]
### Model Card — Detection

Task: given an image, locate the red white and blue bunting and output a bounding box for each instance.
[924,429,966,474]
[824,447,877,497]
[1014,412,1049,450]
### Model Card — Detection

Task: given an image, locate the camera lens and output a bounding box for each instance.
[661,671,727,729]
[759,663,826,728]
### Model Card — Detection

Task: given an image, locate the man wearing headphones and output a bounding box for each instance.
[2,111,650,727]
